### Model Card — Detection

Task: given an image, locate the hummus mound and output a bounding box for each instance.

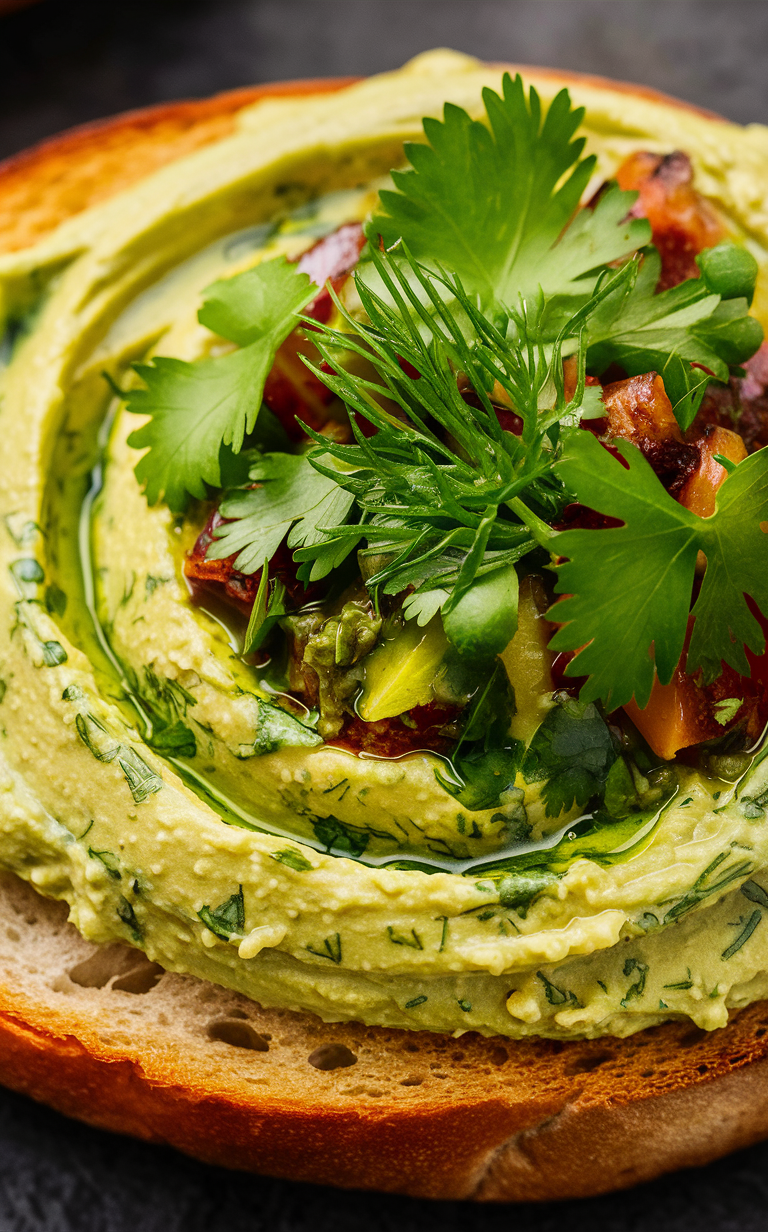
[1,51,768,1040]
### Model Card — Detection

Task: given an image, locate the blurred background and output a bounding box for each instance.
[2,1,768,1229]
[2,0,768,162]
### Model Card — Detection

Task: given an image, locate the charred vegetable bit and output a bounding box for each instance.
[124,73,768,791]
[615,150,725,291]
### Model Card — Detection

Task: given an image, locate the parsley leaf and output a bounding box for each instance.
[208,452,355,575]
[587,247,763,429]
[127,258,316,512]
[370,73,649,313]
[551,431,768,709]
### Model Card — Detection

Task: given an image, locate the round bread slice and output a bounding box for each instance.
[1,65,767,1203]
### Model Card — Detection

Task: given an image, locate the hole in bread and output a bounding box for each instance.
[207,1019,270,1051]
[755,1028,766,1039]
[6,926,20,942]
[68,944,150,990]
[307,1043,357,1071]
[111,962,164,995]
[400,1073,425,1086]
[489,1046,508,1067]
[404,1043,420,1053]
[640,1070,655,1078]
[564,1051,614,1075]
[678,1027,707,1048]
[226,1008,249,1020]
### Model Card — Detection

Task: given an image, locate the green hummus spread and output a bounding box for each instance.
[1,50,768,1040]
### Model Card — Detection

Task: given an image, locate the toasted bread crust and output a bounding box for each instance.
[0,78,356,254]
[0,67,765,1201]
[3,869,768,1201]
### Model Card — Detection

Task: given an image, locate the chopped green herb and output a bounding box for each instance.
[88,847,121,880]
[371,73,648,314]
[522,692,616,816]
[552,433,768,708]
[722,909,761,960]
[311,815,370,857]
[198,886,245,939]
[457,999,473,1013]
[386,926,424,950]
[116,895,141,941]
[270,848,313,872]
[714,698,744,726]
[209,453,356,581]
[144,575,170,599]
[620,957,649,1006]
[41,640,67,667]
[145,719,197,759]
[405,995,428,1009]
[741,880,768,909]
[663,852,753,923]
[127,258,317,511]
[307,932,342,963]
[10,558,44,586]
[44,584,67,616]
[536,971,579,1007]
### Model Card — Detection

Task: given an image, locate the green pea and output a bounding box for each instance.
[698,243,758,304]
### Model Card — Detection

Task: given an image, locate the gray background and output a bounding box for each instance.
[2,1,768,1228]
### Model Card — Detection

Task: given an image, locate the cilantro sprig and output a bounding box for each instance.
[127,258,316,512]
[551,431,768,709]
[371,73,649,314]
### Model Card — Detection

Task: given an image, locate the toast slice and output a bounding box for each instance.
[1,67,767,1202]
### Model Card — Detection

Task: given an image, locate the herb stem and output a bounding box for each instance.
[507,497,558,549]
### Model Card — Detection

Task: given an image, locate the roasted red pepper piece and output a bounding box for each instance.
[297,221,366,325]
[184,507,317,617]
[262,222,366,440]
[624,609,768,761]
[615,150,725,291]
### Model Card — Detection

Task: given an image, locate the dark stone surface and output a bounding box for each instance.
[3,0,768,1225]
[1,0,768,160]
[3,1080,768,1231]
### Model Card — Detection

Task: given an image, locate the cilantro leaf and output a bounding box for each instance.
[127,258,315,512]
[550,431,768,709]
[208,452,355,575]
[522,693,616,817]
[370,73,649,312]
[586,247,763,429]
[687,450,768,681]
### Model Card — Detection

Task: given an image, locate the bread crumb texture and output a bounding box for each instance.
[2,871,768,1201]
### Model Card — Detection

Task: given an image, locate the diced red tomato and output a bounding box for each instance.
[327,702,462,758]
[615,150,725,290]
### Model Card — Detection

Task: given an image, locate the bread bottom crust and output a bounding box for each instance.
[2,870,768,1201]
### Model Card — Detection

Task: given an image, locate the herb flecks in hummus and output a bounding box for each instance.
[1,50,768,1041]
